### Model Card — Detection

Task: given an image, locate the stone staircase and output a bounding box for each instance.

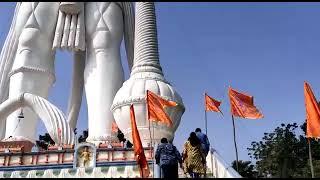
[178,166,214,178]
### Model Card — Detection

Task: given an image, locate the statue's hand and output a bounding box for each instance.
[59,2,82,15]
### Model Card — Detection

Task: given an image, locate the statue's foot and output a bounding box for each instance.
[2,135,35,144]
[86,135,119,147]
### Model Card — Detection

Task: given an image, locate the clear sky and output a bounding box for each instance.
[1,2,320,166]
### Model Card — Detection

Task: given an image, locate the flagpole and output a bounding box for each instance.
[308,138,315,178]
[205,109,208,135]
[147,107,153,151]
[145,94,154,177]
[231,115,239,172]
[204,92,208,135]
[204,108,208,177]
[152,119,156,177]
[145,90,155,177]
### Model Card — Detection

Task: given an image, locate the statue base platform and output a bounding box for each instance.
[0,143,241,178]
[0,142,155,178]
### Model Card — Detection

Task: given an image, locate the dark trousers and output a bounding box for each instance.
[190,172,201,178]
[161,164,178,178]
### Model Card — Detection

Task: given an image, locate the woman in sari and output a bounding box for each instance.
[182,132,206,178]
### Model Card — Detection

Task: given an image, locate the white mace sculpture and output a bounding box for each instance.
[0,2,184,146]
[111,2,185,146]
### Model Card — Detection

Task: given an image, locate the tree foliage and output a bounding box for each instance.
[247,122,320,178]
[231,160,258,178]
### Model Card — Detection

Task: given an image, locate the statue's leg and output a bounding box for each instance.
[84,2,124,143]
[4,2,59,142]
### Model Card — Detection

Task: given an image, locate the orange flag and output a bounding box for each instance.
[146,90,178,127]
[111,121,119,133]
[228,87,263,119]
[205,93,223,114]
[304,82,320,138]
[130,105,150,178]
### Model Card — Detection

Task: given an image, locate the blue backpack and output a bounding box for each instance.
[197,133,210,155]
[158,144,180,166]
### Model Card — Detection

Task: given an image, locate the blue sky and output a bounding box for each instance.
[2,2,320,166]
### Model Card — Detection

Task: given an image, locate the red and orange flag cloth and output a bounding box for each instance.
[146,90,178,127]
[130,105,150,178]
[304,82,320,139]
[205,93,223,114]
[111,121,119,133]
[228,87,263,119]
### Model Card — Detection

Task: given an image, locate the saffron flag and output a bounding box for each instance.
[304,82,320,138]
[228,87,263,119]
[146,90,178,127]
[111,121,119,133]
[205,93,223,114]
[130,105,150,178]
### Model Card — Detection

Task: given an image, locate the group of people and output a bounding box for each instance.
[155,128,210,178]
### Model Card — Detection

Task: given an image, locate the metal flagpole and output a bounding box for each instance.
[147,105,152,152]
[231,115,239,172]
[145,94,154,177]
[308,138,315,178]
[205,110,208,135]
[204,92,209,177]
[204,92,208,135]
[152,122,156,177]
[146,103,155,176]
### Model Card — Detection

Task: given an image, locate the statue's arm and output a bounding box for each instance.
[121,2,135,72]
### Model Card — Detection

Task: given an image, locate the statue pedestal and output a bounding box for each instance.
[0,142,155,178]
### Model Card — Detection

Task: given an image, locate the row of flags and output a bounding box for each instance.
[139,82,320,177]
[56,82,320,177]
[205,87,264,119]
[204,83,320,139]
[203,83,320,138]
[112,82,320,177]
[123,87,265,177]
[116,81,320,136]
[111,87,265,177]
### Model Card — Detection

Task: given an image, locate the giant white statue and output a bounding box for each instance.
[0,2,184,146]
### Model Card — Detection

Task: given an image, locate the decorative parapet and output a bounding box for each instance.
[0,165,155,178]
[0,145,154,175]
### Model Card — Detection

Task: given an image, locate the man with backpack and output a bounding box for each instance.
[195,128,210,177]
[195,128,210,157]
[155,138,183,178]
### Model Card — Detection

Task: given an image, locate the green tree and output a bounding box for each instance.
[231,160,257,178]
[295,122,320,177]
[247,123,303,178]
[248,122,320,178]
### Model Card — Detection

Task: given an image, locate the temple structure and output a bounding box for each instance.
[0,2,241,178]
